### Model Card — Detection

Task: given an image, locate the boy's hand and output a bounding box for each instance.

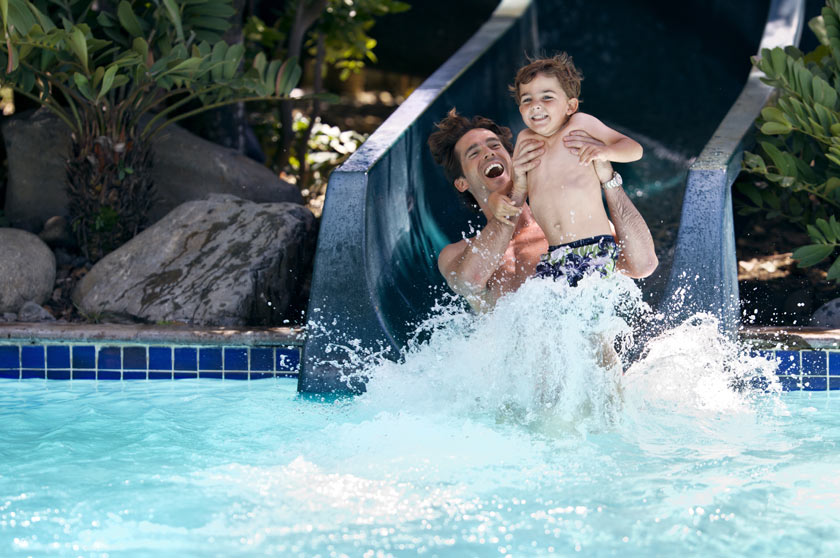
[512,136,545,196]
[488,192,521,226]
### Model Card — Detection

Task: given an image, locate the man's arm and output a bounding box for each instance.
[603,184,658,278]
[565,131,658,278]
[437,137,545,310]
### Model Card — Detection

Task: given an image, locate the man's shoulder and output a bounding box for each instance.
[437,238,470,272]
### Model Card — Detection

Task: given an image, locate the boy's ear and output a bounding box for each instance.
[567,98,579,114]
[454,177,469,192]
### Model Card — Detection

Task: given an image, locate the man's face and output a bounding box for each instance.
[453,128,512,202]
[518,73,578,138]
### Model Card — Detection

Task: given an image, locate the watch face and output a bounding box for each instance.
[615,173,622,186]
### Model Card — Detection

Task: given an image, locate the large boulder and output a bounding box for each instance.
[72,195,316,326]
[1,109,302,232]
[0,228,56,313]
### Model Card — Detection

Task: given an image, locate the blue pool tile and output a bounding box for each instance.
[801,351,827,376]
[199,371,223,379]
[21,346,45,369]
[0,346,19,369]
[98,370,122,380]
[250,348,273,371]
[829,352,840,375]
[47,369,71,380]
[0,369,20,379]
[250,372,274,380]
[98,347,122,370]
[123,370,147,380]
[21,369,45,379]
[224,348,248,371]
[149,347,172,371]
[276,371,298,379]
[149,371,173,380]
[174,371,197,380]
[199,348,223,370]
[225,372,249,380]
[72,370,96,380]
[830,377,840,390]
[174,348,197,371]
[778,376,802,391]
[276,348,300,371]
[803,376,827,391]
[72,346,96,369]
[46,346,70,369]
[123,347,147,370]
[775,351,800,375]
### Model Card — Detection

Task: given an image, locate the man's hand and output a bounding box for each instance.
[563,130,614,182]
[511,136,545,199]
[563,129,609,165]
[488,192,521,226]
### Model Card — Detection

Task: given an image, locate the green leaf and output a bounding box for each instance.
[210,40,226,81]
[761,121,793,135]
[827,255,840,281]
[0,0,7,27]
[761,141,796,176]
[275,57,301,96]
[743,151,767,172]
[818,217,838,243]
[769,47,787,76]
[162,0,185,44]
[222,43,243,80]
[73,72,94,100]
[68,27,88,72]
[808,223,827,243]
[824,177,840,196]
[737,182,763,207]
[761,106,787,123]
[98,64,117,99]
[793,244,835,267]
[117,1,144,37]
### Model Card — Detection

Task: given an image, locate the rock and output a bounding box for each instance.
[0,228,56,313]
[2,109,302,232]
[72,195,317,326]
[2,313,17,322]
[812,298,840,328]
[17,301,56,322]
[39,215,75,247]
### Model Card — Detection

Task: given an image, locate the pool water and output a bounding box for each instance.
[2,278,840,557]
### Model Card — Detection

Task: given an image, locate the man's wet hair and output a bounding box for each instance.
[510,52,583,104]
[428,108,514,211]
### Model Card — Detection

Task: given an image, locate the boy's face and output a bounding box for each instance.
[518,73,579,138]
[453,128,512,202]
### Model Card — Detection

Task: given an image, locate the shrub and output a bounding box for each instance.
[739,0,840,281]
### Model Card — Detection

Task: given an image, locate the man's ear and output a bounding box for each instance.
[567,97,580,114]
[454,177,469,193]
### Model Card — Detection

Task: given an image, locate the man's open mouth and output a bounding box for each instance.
[484,162,504,178]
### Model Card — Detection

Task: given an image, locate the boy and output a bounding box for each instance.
[510,53,644,286]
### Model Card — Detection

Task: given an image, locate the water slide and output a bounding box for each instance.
[299,0,805,394]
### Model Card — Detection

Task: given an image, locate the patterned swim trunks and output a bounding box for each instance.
[534,235,618,287]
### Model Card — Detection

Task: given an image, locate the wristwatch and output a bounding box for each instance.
[601,171,623,190]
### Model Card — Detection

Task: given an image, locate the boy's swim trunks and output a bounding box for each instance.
[534,234,618,287]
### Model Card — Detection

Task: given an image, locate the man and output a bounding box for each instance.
[428,109,658,312]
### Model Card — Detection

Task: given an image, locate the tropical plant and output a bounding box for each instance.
[738,0,840,282]
[245,0,409,171]
[0,0,304,260]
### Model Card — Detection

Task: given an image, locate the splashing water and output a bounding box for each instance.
[352,275,781,436]
[6,276,840,557]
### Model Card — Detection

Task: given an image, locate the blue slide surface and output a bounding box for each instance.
[299,0,804,393]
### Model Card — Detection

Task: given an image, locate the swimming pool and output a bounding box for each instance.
[2,280,839,557]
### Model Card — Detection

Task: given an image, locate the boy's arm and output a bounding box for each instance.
[566,112,643,165]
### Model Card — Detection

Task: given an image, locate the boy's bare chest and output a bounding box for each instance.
[529,135,593,192]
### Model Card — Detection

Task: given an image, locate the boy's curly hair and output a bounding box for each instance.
[510,52,583,103]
